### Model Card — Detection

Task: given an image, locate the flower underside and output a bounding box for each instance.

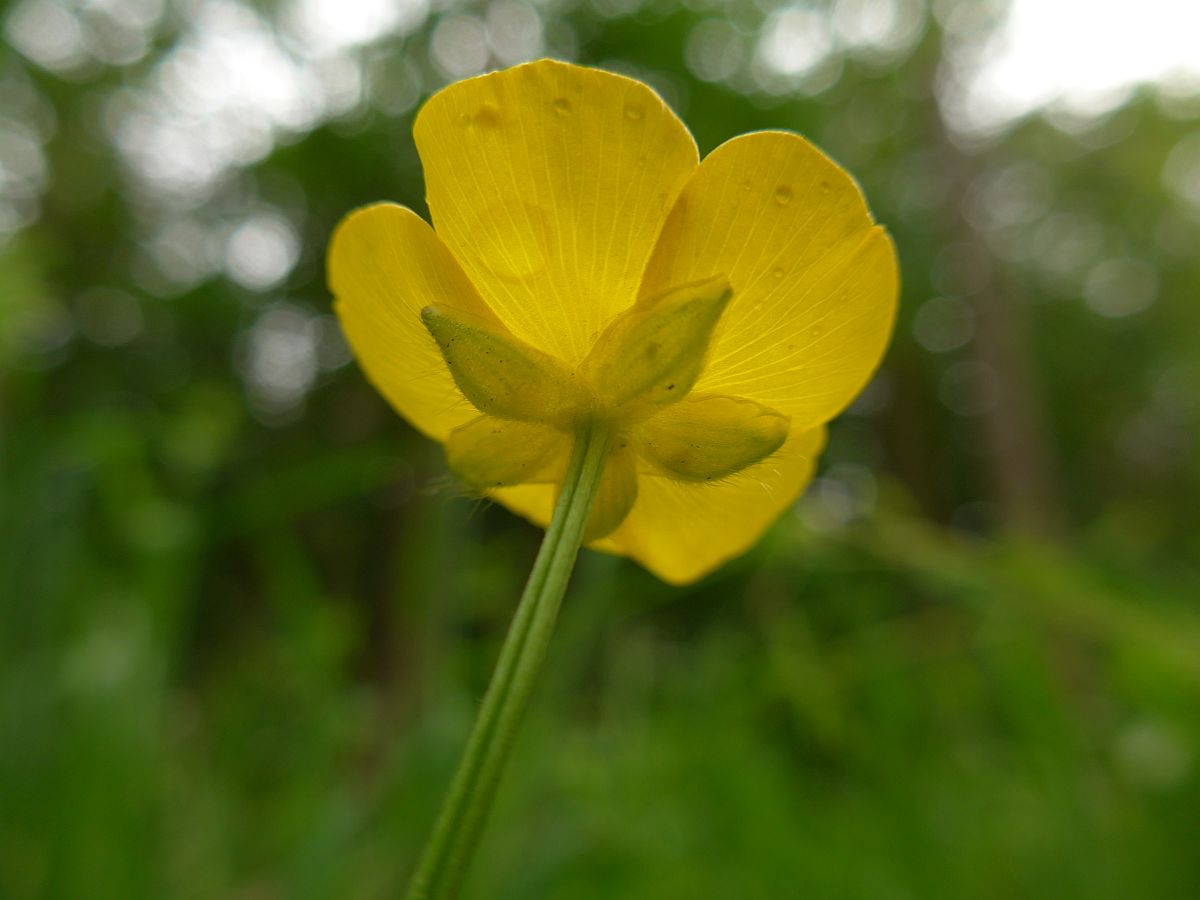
[422,274,790,540]
[328,59,900,584]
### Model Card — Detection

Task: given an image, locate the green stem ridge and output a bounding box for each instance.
[405,423,613,900]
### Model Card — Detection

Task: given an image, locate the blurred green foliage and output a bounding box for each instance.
[2,0,1199,898]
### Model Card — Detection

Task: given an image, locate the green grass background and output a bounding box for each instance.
[3,0,1199,897]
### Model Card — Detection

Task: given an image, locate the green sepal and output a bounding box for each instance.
[446,416,566,489]
[580,276,732,417]
[583,442,638,541]
[635,393,790,482]
[422,305,585,426]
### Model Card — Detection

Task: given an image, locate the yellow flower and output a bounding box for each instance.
[328,59,897,585]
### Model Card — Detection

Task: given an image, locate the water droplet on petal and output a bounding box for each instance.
[623,103,644,121]
[456,113,471,127]
[819,180,832,194]
[474,103,502,129]
[772,267,786,279]
[552,97,572,116]
[741,179,752,191]
[773,185,794,206]
[811,324,825,338]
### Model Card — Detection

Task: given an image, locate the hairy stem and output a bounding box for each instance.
[405,423,612,900]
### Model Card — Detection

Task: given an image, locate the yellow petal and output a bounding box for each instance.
[421,304,585,426]
[585,442,638,541]
[580,276,731,414]
[610,426,826,584]
[414,59,699,365]
[635,393,789,482]
[446,416,567,489]
[492,426,826,585]
[640,132,898,432]
[328,203,496,441]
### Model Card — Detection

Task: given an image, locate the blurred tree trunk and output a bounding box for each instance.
[932,125,1061,537]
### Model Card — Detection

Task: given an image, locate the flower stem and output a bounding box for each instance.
[405,423,612,900]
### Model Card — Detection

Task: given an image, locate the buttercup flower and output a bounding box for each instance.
[329,59,897,584]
